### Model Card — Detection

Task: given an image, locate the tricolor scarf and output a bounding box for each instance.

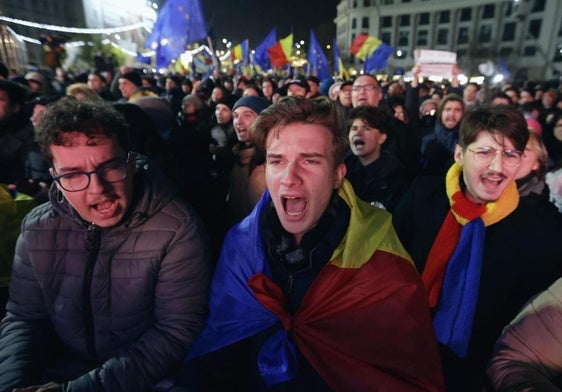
[422,163,519,357]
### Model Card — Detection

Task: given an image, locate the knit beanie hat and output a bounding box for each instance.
[232,96,270,115]
[216,94,239,110]
[120,71,142,87]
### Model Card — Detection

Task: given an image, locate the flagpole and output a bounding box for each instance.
[206,36,220,71]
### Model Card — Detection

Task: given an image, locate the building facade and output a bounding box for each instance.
[0,0,156,71]
[335,0,562,82]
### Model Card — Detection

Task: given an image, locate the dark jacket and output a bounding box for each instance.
[345,151,411,212]
[392,175,562,391]
[0,114,34,185]
[0,161,211,391]
[420,121,459,177]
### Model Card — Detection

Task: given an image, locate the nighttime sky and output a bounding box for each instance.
[200,0,340,49]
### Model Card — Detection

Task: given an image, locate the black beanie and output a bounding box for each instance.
[120,71,142,87]
[216,94,239,110]
[232,96,270,115]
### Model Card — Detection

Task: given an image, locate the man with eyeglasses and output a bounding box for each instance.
[0,97,211,391]
[392,106,562,392]
[352,74,421,177]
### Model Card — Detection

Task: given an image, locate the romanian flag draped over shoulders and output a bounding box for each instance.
[187,180,444,391]
[268,33,293,67]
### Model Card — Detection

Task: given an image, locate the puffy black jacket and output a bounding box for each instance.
[0,161,211,391]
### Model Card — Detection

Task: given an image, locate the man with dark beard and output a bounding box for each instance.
[420,93,465,176]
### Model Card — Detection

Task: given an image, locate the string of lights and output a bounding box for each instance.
[2,15,218,62]
[19,33,213,61]
[0,15,151,34]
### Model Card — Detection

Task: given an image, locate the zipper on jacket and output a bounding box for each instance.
[285,273,295,298]
[84,222,100,357]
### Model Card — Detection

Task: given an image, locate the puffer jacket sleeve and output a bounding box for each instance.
[66,203,211,392]
[0,231,57,390]
[487,277,562,392]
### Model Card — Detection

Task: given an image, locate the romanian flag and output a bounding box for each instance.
[333,38,349,79]
[187,180,445,391]
[231,39,249,65]
[267,33,293,67]
[350,32,382,61]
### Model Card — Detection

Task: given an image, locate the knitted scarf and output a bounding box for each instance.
[422,163,519,357]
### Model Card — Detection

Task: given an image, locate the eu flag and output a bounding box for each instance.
[253,28,277,72]
[307,29,330,80]
[145,0,208,68]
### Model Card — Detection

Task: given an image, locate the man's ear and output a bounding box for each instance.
[49,167,62,191]
[454,144,463,164]
[379,133,388,145]
[334,163,346,189]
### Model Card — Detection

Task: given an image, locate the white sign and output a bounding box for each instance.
[414,49,457,79]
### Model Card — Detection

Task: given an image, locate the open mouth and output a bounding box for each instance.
[282,196,306,216]
[353,139,365,147]
[93,199,118,216]
[481,175,506,191]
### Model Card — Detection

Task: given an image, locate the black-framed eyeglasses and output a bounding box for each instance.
[352,84,378,92]
[51,153,133,192]
[466,146,522,167]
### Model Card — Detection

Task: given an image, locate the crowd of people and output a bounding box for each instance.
[1,56,562,391]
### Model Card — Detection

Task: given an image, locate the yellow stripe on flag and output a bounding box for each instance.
[356,36,381,61]
[280,34,293,60]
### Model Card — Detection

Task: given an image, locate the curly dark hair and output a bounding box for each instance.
[35,96,131,163]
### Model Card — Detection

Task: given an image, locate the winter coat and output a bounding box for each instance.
[344,151,412,212]
[488,277,562,391]
[0,161,211,391]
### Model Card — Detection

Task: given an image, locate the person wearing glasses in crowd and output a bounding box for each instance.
[392,106,562,392]
[351,74,421,177]
[0,97,211,391]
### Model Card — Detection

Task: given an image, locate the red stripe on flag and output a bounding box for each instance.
[350,32,370,55]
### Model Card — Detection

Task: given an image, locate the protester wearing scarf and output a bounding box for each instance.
[422,162,519,357]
